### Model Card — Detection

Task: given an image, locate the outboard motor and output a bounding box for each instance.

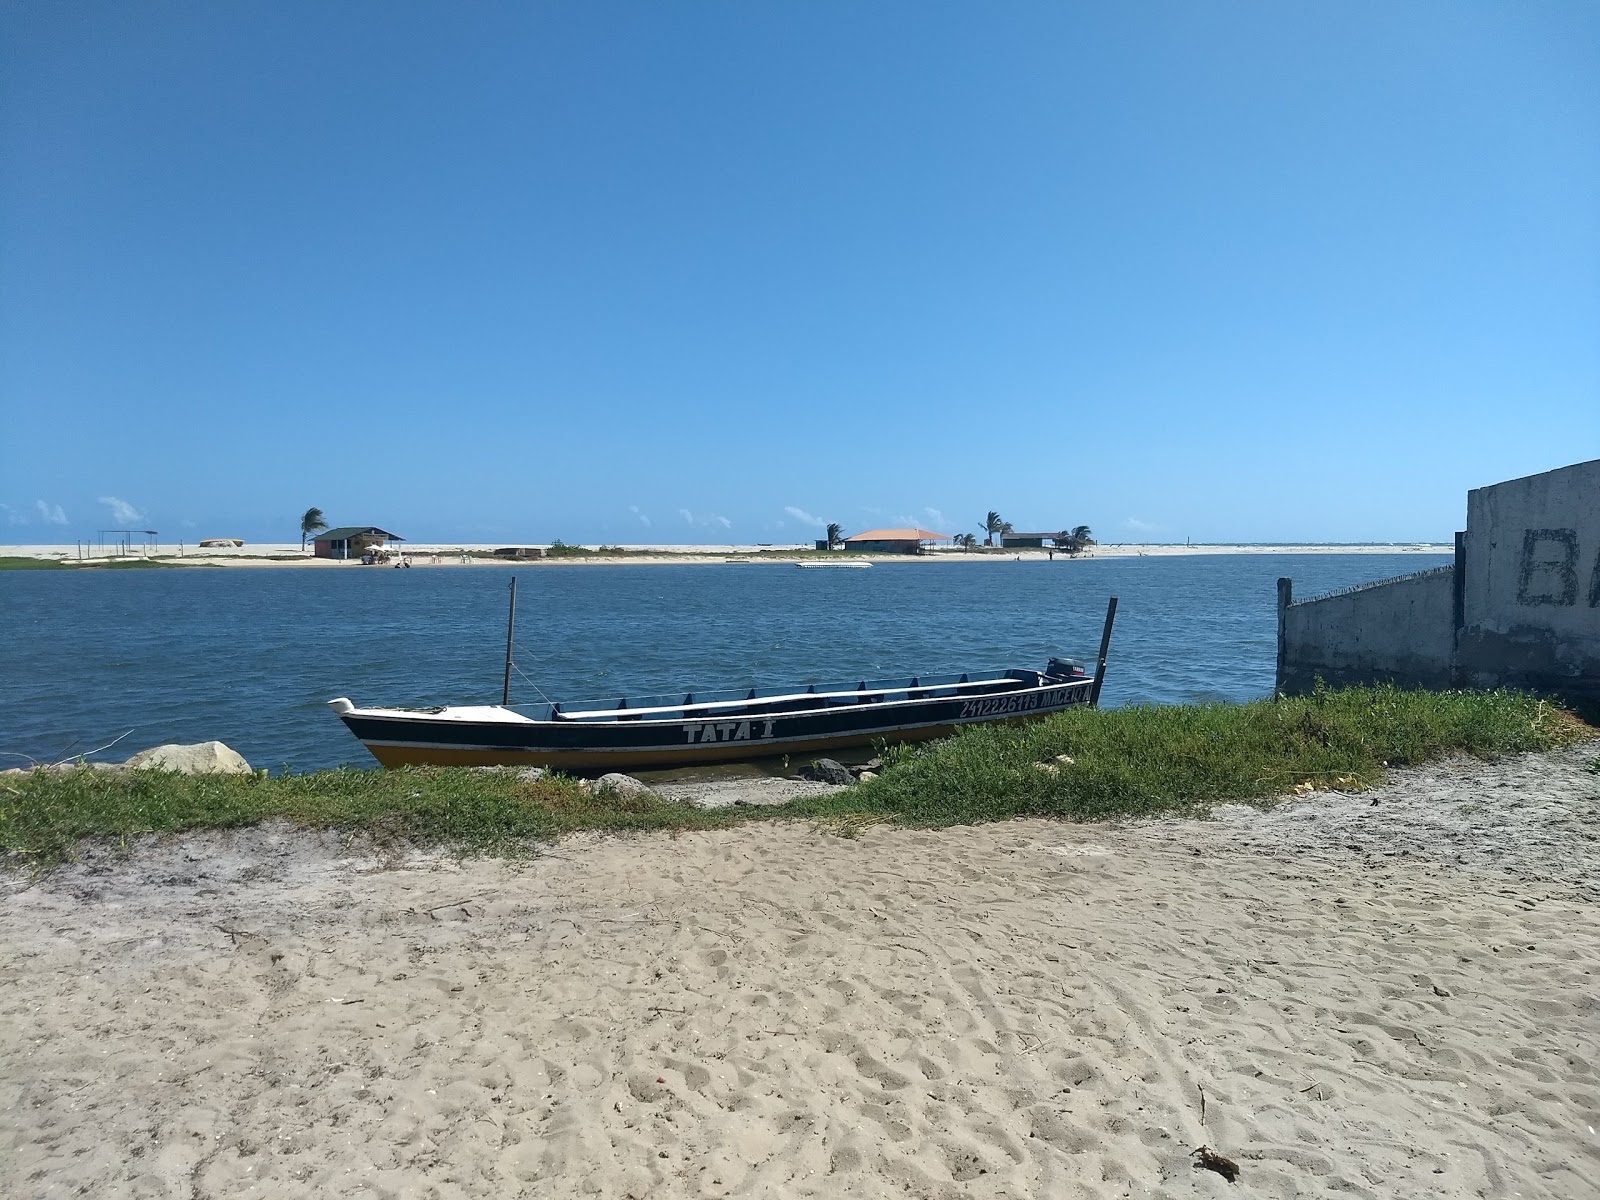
[1046,657,1086,680]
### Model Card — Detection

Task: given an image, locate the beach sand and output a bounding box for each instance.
[3,747,1596,1198]
[1,541,1454,568]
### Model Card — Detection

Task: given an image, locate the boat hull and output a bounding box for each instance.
[336,679,1093,772]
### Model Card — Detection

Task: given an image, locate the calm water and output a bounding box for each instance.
[0,555,1447,771]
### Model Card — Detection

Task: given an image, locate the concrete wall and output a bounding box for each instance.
[1458,459,1600,701]
[1276,458,1600,702]
[1277,567,1457,694]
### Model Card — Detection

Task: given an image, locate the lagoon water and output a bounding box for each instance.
[1,554,1449,772]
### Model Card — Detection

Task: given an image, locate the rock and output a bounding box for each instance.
[515,767,547,782]
[123,741,252,775]
[1034,754,1077,778]
[799,758,853,786]
[856,770,878,782]
[596,773,654,798]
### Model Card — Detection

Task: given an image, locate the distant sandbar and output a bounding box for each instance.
[2,541,1454,569]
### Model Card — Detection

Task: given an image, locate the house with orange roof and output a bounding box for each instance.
[840,527,950,554]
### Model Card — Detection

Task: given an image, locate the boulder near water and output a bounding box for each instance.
[798,758,854,786]
[123,741,253,774]
[595,773,655,798]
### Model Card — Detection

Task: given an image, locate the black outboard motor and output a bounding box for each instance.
[1046,657,1086,680]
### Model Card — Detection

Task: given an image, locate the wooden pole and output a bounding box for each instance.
[502,576,517,706]
[1089,596,1118,707]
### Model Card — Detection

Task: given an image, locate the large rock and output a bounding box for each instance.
[596,773,654,798]
[799,758,854,786]
[123,741,252,775]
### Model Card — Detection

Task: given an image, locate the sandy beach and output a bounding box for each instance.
[3,746,1596,1198]
[1,541,1455,568]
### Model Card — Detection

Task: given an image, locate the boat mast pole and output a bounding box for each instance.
[1089,595,1117,707]
[502,576,517,706]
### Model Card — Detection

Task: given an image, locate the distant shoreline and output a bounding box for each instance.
[1,541,1455,569]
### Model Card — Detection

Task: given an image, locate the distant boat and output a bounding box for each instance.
[328,589,1119,772]
[795,559,871,569]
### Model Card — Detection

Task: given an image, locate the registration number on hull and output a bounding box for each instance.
[958,687,1078,720]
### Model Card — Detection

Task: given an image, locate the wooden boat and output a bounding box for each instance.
[329,588,1116,772]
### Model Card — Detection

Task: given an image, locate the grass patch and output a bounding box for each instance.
[797,685,1591,827]
[0,768,745,867]
[2,687,1591,868]
[0,556,174,570]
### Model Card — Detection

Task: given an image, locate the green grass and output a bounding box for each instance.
[0,556,174,570]
[2,687,1591,868]
[800,685,1592,828]
[471,543,688,560]
[0,767,747,867]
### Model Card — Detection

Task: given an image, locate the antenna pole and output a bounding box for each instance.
[1089,596,1117,707]
[502,576,517,705]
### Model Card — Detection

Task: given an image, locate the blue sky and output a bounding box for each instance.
[2,2,1596,546]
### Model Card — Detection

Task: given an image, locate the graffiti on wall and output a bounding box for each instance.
[1517,528,1600,607]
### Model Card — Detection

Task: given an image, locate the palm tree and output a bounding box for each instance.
[982,511,1004,547]
[954,533,978,552]
[825,522,844,550]
[300,506,327,551]
[1055,525,1095,555]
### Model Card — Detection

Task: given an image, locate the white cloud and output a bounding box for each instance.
[1,503,22,526]
[923,506,946,529]
[783,506,826,528]
[629,505,651,527]
[99,496,144,524]
[1124,517,1156,534]
[678,508,731,530]
[35,500,68,525]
